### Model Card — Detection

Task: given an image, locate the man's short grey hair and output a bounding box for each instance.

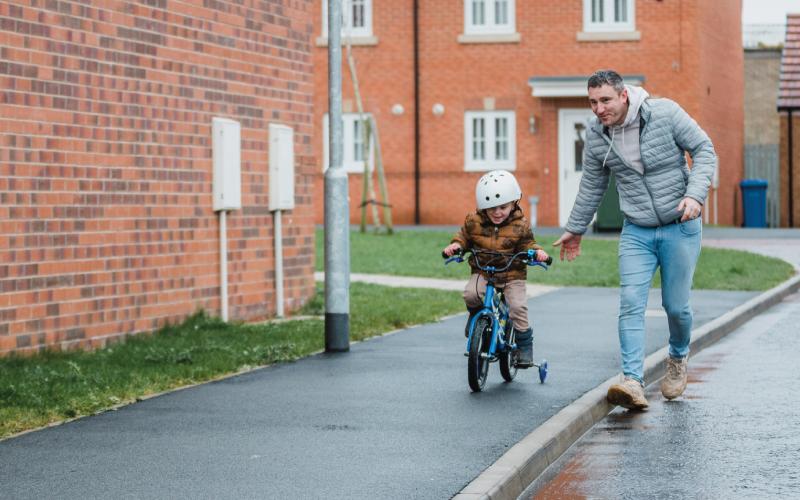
[587,70,625,93]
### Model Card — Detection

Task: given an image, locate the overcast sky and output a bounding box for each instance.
[742,0,800,24]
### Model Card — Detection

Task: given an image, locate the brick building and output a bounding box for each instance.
[312,0,744,227]
[0,1,317,354]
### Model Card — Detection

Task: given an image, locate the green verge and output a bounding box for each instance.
[316,229,795,291]
[0,283,463,439]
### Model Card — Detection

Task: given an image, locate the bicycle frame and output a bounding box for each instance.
[447,249,549,357]
[465,273,509,359]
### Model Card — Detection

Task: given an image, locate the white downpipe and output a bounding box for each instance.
[274,210,284,318]
[713,188,718,225]
[219,210,228,322]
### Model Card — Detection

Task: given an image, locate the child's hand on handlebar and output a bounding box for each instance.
[442,243,462,257]
[533,249,549,262]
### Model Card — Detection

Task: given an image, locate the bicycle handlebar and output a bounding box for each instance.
[443,248,552,270]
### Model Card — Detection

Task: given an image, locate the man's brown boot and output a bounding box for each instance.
[607,377,649,410]
[661,356,688,400]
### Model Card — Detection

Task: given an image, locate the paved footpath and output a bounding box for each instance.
[1,228,798,500]
[0,292,758,499]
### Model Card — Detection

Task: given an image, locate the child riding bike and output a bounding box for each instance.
[442,170,549,368]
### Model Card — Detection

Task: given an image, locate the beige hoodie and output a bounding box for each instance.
[606,85,650,175]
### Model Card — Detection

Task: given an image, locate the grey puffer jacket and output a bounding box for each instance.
[565,97,717,234]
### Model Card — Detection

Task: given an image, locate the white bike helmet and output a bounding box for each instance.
[475,170,522,210]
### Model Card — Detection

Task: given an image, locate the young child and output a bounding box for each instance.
[442,170,549,368]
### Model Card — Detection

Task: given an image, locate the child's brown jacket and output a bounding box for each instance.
[450,206,542,282]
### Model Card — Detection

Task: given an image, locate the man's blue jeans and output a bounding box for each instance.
[618,217,702,383]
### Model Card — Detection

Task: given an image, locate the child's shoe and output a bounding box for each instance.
[607,377,649,410]
[661,356,688,400]
[513,327,534,368]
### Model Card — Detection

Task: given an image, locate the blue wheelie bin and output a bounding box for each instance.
[739,179,768,228]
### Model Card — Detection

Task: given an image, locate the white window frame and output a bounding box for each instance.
[323,113,374,174]
[322,0,373,38]
[464,0,515,35]
[583,0,635,33]
[464,111,516,172]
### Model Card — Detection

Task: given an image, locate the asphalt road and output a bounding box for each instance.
[523,291,800,500]
[0,288,755,500]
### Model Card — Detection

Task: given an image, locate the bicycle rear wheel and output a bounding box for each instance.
[467,316,492,392]
[499,322,517,382]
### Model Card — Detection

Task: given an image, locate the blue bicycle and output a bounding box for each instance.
[444,248,551,392]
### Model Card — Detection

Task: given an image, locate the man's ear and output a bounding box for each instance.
[620,87,629,104]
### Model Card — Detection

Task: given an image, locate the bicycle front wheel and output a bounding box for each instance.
[468,316,492,392]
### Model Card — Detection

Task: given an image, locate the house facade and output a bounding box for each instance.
[312,0,744,227]
[0,1,317,354]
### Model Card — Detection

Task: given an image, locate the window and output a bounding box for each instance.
[464,111,516,171]
[322,0,373,38]
[464,0,515,35]
[323,113,374,173]
[583,0,635,32]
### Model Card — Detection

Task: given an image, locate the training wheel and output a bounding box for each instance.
[538,360,548,383]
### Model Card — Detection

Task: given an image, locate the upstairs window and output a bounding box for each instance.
[323,113,374,173]
[464,111,516,171]
[464,0,515,35]
[322,0,373,38]
[583,0,635,32]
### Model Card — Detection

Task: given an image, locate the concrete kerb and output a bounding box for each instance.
[453,273,800,500]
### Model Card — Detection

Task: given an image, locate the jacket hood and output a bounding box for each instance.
[617,84,649,129]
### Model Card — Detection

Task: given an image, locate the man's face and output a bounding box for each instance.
[588,84,628,126]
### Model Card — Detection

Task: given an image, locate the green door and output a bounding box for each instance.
[594,174,624,232]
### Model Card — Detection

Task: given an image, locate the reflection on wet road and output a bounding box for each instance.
[524,292,800,499]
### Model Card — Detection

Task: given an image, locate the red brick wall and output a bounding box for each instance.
[312,0,744,227]
[0,1,316,354]
[694,0,744,226]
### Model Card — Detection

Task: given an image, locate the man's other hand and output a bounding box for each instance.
[677,197,702,222]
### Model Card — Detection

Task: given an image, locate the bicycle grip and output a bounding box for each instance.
[545,256,553,266]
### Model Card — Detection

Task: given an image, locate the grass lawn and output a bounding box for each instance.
[315,228,796,291]
[0,282,464,439]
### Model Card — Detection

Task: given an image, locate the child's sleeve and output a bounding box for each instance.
[451,215,471,249]
[519,224,543,252]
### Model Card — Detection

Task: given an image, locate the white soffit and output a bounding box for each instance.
[528,75,645,97]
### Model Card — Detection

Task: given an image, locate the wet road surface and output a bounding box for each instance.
[523,291,800,500]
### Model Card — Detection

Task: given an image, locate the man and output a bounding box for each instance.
[554,70,716,410]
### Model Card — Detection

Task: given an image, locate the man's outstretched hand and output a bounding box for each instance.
[552,231,582,262]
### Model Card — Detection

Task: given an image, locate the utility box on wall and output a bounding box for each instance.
[269,123,295,211]
[212,117,242,211]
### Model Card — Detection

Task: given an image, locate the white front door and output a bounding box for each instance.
[558,109,595,227]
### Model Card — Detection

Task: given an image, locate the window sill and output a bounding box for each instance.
[316,35,379,47]
[457,32,521,44]
[576,30,641,42]
[464,164,517,172]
